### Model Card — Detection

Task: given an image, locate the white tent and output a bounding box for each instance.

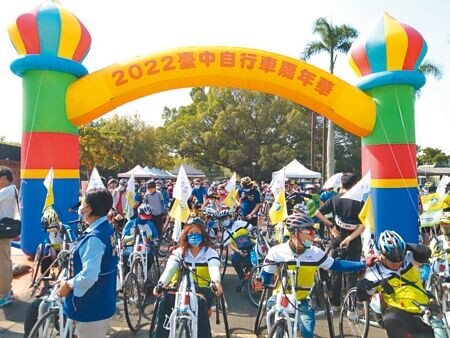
[272,159,321,179]
[118,165,153,178]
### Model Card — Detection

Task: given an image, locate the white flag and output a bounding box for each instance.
[342,171,371,202]
[86,167,105,192]
[437,176,450,199]
[323,172,343,190]
[225,172,236,192]
[125,171,136,220]
[173,165,192,203]
[269,168,286,196]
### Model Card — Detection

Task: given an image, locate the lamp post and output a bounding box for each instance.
[251,161,256,179]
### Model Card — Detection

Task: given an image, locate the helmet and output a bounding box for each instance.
[305,184,315,191]
[240,176,252,188]
[378,230,406,263]
[293,203,309,214]
[119,178,127,185]
[41,208,59,229]
[203,207,218,219]
[217,209,232,220]
[138,203,152,215]
[187,217,206,227]
[285,213,315,232]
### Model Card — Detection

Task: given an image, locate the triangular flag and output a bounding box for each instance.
[342,171,371,202]
[223,172,237,208]
[269,168,286,196]
[359,194,374,232]
[86,167,105,192]
[169,199,191,223]
[225,172,236,192]
[269,189,288,224]
[43,167,54,212]
[173,165,192,203]
[125,171,136,220]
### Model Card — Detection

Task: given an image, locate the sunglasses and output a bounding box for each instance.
[301,228,316,236]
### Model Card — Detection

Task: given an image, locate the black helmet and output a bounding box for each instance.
[240,176,252,188]
[285,213,315,232]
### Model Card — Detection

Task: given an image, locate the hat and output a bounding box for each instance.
[147,180,156,188]
[108,178,117,185]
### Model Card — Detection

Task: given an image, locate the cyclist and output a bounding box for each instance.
[237,176,261,228]
[35,207,62,297]
[121,203,159,275]
[356,230,433,338]
[152,218,223,338]
[429,212,450,258]
[202,207,218,242]
[256,212,365,338]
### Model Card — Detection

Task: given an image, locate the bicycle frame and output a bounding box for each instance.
[266,264,299,338]
[165,264,199,338]
[128,228,149,285]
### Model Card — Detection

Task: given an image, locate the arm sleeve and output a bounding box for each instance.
[331,259,365,272]
[158,253,180,286]
[71,237,105,297]
[208,257,221,283]
[406,243,432,264]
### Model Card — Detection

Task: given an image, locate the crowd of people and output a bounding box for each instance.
[2,164,450,338]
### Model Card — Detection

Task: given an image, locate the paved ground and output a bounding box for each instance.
[0,247,388,338]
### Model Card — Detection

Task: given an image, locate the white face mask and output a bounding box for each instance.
[194,184,200,189]
[119,185,126,191]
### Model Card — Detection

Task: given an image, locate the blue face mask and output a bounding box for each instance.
[187,233,203,247]
[222,219,231,227]
[302,239,313,249]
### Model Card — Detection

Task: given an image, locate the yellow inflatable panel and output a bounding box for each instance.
[67,47,376,136]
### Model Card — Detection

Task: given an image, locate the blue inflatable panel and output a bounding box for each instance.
[371,187,419,244]
[20,178,79,255]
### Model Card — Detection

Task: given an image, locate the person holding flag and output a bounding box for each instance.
[314,172,366,311]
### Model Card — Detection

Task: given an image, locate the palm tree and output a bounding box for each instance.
[301,17,358,180]
[417,60,443,97]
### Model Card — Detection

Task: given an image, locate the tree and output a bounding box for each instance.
[161,88,312,180]
[417,147,449,167]
[301,17,358,180]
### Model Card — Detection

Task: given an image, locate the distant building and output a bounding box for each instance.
[417,165,450,186]
[0,142,20,187]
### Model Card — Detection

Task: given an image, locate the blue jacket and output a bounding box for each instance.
[64,219,117,322]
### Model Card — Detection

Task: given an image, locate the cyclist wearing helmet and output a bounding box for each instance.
[202,208,218,241]
[314,172,365,310]
[357,230,432,338]
[256,212,365,338]
[237,176,261,227]
[121,203,159,275]
[152,218,223,338]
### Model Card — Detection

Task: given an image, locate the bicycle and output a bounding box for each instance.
[28,249,75,338]
[150,259,230,338]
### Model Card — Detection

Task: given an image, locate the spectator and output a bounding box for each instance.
[143,180,165,236]
[0,166,18,308]
[237,176,261,228]
[112,178,127,218]
[190,178,208,205]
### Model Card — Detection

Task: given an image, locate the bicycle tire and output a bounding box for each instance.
[30,243,43,288]
[267,318,289,338]
[28,308,61,338]
[24,298,44,337]
[148,297,160,334]
[123,272,142,333]
[158,223,173,257]
[322,280,336,338]
[430,273,443,307]
[147,251,161,288]
[246,267,263,307]
[175,317,191,338]
[221,295,231,338]
[254,287,269,334]
[219,246,229,280]
[339,287,369,338]
[131,257,145,289]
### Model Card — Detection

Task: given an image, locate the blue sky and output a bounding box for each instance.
[1,0,449,154]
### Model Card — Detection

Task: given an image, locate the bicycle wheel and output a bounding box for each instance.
[318,280,335,338]
[267,318,289,338]
[175,317,192,338]
[246,268,263,307]
[28,308,61,338]
[158,223,173,257]
[147,253,161,288]
[254,288,269,335]
[339,287,369,338]
[30,243,43,288]
[123,272,143,333]
[430,273,443,306]
[131,257,145,289]
[221,294,231,338]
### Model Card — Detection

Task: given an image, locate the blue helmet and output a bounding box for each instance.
[377,230,406,263]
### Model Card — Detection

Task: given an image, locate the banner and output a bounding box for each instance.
[125,171,136,220]
[170,165,192,222]
[223,172,237,208]
[269,189,288,224]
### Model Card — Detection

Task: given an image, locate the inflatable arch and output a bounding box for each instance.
[8,2,427,255]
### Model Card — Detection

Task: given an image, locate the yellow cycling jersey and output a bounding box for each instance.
[168,247,220,288]
[262,242,334,300]
[365,251,429,314]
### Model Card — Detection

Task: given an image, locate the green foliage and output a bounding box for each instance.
[417,147,449,167]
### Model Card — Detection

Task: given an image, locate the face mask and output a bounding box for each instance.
[222,219,231,227]
[302,239,313,249]
[187,233,203,247]
[119,186,126,191]
[194,185,200,189]
[243,188,251,193]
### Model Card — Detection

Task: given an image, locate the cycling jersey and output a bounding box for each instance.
[160,247,220,288]
[222,220,253,247]
[262,242,334,300]
[363,251,429,314]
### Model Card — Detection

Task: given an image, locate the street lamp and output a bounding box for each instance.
[251,161,256,179]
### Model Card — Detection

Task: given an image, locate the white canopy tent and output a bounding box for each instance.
[118,165,153,178]
[272,159,321,179]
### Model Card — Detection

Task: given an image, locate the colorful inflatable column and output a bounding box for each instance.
[349,13,427,243]
[8,1,90,255]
